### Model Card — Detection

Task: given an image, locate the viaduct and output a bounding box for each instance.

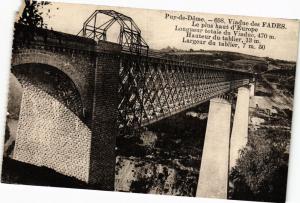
[8,10,254,198]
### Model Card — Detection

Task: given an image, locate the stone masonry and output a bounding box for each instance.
[14,86,92,182]
[89,53,121,190]
[9,23,252,191]
[13,65,92,182]
[10,24,122,188]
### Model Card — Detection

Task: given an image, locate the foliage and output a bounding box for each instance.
[18,0,51,28]
[229,128,290,203]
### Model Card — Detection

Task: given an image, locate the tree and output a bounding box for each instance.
[18,0,51,28]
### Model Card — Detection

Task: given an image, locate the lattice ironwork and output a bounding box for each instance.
[77,10,149,55]
[118,54,252,132]
[78,10,253,133]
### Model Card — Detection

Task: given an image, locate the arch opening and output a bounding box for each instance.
[12,63,85,119]
[4,63,91,182]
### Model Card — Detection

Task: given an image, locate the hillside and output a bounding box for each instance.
[157,49,296,74]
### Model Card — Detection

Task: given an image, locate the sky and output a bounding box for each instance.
[17,1,300,61]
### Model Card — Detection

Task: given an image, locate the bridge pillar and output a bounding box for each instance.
[229,87,250,170]
[88,53,120,190]
[249,83,255,97]
[196,97,232,199]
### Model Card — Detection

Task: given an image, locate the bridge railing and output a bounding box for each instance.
[13,23,98,53]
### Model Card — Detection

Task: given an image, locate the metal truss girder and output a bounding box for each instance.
[118,55,253,131]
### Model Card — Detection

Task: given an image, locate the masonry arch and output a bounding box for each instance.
[11,63,85,119]
[7,63,92,182]
[11,51,89,113]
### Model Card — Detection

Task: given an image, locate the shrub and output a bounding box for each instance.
[229,128,290,203]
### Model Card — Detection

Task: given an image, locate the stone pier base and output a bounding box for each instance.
[230,86,251,169]
[249,83,255,97]
[196,98,232,199]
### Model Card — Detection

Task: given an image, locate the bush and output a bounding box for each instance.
[229,128,290,203]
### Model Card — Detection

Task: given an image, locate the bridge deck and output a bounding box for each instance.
[12,23,253,130]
